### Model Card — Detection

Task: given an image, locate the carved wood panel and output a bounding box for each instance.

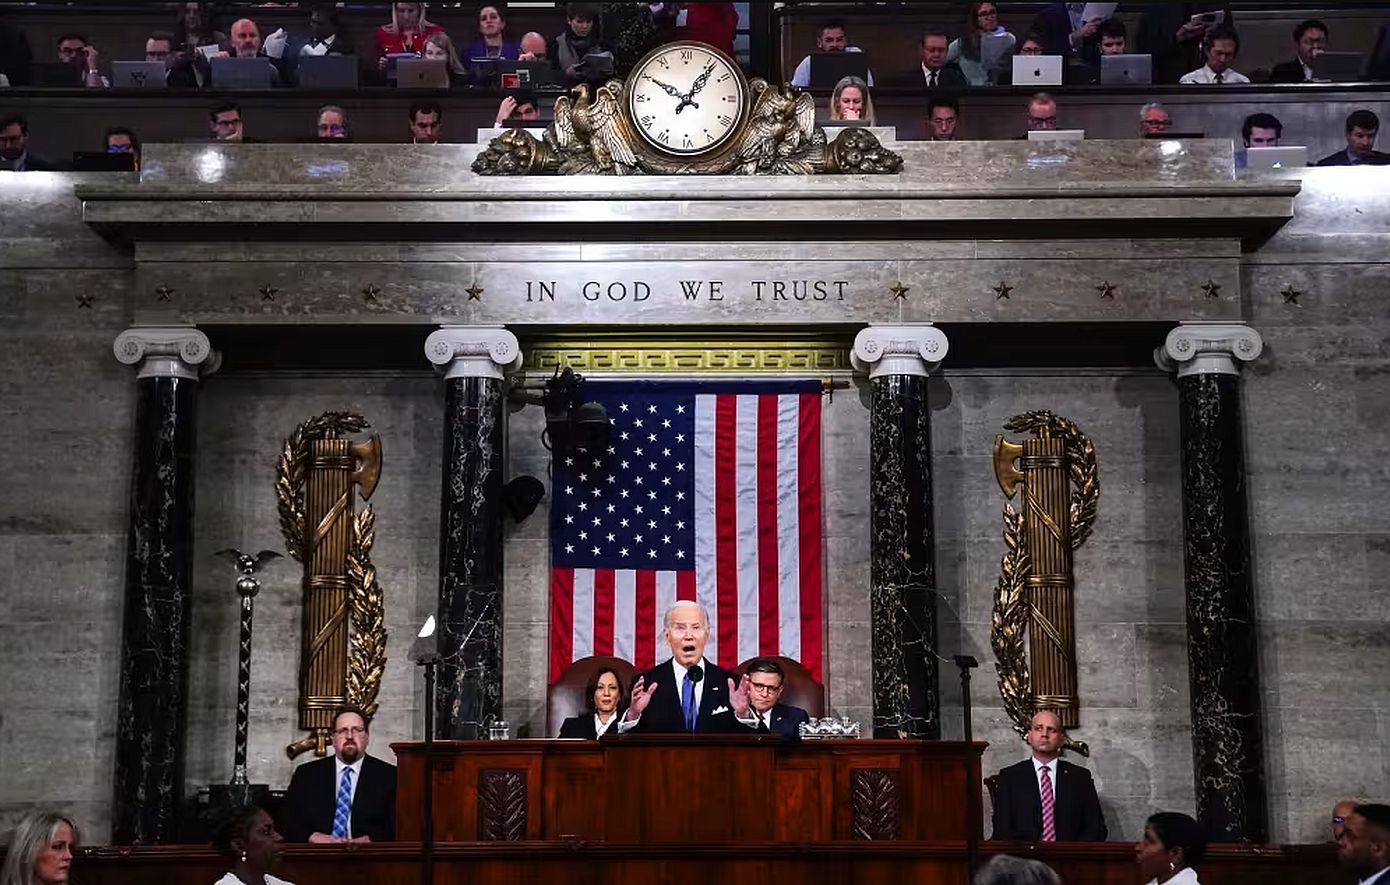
[477,768,527,841]
[851,768,900,841]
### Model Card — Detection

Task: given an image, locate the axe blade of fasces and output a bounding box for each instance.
[993,435,1025,499]
[349,435,383,499]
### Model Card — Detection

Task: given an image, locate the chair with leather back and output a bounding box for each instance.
[546,655,639,736]
[735,655,826,718]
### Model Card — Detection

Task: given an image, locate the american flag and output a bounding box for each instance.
[548,380,824,683]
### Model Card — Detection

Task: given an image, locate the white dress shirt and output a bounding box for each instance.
[1032,756,1060,802]
[790,47,874,88]
[593,713,618,737]
[1361,867,1390,885]
[1179,64,1250,84]
[216,874,294,885]
[1145,866,1200,885]
[332,755,364,835]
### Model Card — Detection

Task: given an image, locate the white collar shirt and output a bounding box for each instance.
[1180,64,1250,84]
[1145,866,1200,885]
[1032,756,1060,801]
[790,46,873,88]
[1361,868,1390,885]
[593,713,618,737]
[333,756,364,807]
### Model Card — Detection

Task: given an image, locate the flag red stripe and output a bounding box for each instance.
[756,395,780,656]
[714,394,739,666]
[635,570,656,669]
[592,568,615,657]
[797,392,824,682]
[549,567,574,682]
[677,569,696,602]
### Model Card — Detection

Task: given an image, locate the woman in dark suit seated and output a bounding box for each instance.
[558,666,627,738]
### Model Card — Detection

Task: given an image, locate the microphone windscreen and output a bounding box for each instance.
[688,665,704,684]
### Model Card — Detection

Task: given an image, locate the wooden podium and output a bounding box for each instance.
[391,735,985,843]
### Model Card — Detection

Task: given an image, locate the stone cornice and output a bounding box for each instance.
[425,326,522,380]
[113,327,217,380]
[852,325,950,378]
[1156,323,1264,377]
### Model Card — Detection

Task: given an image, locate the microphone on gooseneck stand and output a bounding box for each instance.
[682,664,704,732]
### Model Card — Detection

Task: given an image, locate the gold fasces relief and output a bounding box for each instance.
[276,412,388,758]
[471,41,900,177]
[991,411,1099,756]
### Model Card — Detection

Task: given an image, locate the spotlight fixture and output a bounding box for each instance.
[540,368,611,453]
[502,476,546,523]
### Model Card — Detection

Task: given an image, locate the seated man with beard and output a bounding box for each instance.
[279,707,396,843]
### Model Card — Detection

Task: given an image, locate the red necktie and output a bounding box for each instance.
[1040,765,1057,841]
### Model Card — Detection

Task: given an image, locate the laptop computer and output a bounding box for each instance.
[499,60,562,90]
[297,54,358,89]
[210,57,276,89]
[30,61,84,87]
[1028,129,1085,142]
[1013,55,1063,87]
[395,57,450,89]
[72,151,137,172]
[470,56,500,88]
[1245,146,1308,169]
[1100,54,1152,85]
[112,61,167,88]
[1310,51,1365,82]
[808,51,869,89]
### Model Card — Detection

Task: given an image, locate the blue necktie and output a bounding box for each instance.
[332,767,353,838]
[681,672,697,732]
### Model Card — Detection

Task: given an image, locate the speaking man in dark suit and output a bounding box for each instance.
[1317,110,1390,166]
[744,658,810,737]
[991,710,1107,842]
[619,601,754,734]
[280,707,397,843]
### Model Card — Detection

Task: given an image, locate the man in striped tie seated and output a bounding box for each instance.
[990,710,1108,842]
[618,601,756,734]
[279,707,398,843]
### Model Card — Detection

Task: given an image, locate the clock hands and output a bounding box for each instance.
[642,74,684,100]
[675,60,717,114]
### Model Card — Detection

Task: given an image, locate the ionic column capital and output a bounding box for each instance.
[113,327,217,380]
[852,324,950,379]
[425,325,522,380]
[1156,323,1263,378]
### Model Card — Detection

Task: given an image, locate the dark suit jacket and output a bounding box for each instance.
[1317,148,1390,166]
[991,758,1107,842]
[1031,4,1098,64]
[557,711,627,739]
[280,755,397,842]
[626,658,752,734]
[754,702,810,737]
[1268,59,1309,83]
[890,63,968,91]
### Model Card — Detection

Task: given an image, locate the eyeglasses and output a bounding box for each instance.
[212,117,241,128]
[748,682,783,694]
[1333,815,1347,824]
[1029,115,1058,126]
[333,726,366,737]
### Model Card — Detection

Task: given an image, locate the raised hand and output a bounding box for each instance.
[643,74,684,99]
[729,674,752,718]
[624,675,659,721]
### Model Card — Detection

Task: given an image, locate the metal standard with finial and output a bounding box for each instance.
[214,548,281,801]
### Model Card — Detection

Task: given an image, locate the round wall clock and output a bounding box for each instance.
[625,41,750,158]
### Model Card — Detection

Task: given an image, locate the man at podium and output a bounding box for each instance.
[618,601,755,734]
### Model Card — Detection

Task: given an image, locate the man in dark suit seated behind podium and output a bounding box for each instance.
[991,710,1107,842]
[619,601,755,734]
[745,657,810,736]
[280,706,397,843]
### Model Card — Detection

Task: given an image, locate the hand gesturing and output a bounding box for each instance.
[729,674,752,718]
[624,675,659,721]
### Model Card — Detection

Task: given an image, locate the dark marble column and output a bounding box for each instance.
[111,328,215,845]
[1160,323,1267,842]
[854,326,950,739]
[425,327,521,739]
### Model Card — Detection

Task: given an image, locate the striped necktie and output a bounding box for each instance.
[1040,765,1057,842]
[332,767,353,838]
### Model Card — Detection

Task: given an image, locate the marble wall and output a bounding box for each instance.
[1,163,1388,847]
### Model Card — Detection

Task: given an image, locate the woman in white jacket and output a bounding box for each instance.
[1136,811,1209,885]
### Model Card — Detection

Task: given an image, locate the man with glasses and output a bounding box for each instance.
[209,102,246,142]
[1335,800,1361,842]
[1139,102,1172,137]
[744,658,810,737]
[1026,92,1059,133]
[280,706,397,843]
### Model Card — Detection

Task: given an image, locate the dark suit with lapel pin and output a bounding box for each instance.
[279,754,397,842]
[753,702,810,737]
[626,658,751,734]
[991,758,1107,842]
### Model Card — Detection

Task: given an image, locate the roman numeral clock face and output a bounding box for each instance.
[627,43,748,156]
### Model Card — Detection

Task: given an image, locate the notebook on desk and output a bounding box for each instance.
[1012,55,1063,87]
[1311,52,1365,82]
[1100,54,1152,85]
[210,57,276,89]
[1246,146,1308,169]
[112,61,167,88]
[808,51,869,89]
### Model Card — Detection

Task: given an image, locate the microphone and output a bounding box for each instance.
[687,665,704,684]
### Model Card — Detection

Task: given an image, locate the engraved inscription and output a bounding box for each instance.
[520,278,852,306]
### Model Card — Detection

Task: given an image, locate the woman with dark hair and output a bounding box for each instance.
[558,667,627,738]
[213,803,292,885]
[948,2,1016,86]
[1136,812,1208,885]
[170,1,225,87]
[464,6,521,61]
[0,811,79,885]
